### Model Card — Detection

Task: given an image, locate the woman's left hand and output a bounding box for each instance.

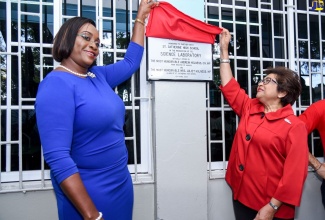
[253,203,276,220]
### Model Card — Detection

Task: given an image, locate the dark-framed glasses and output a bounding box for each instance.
[258,77,278,85]
[77,32,105,48]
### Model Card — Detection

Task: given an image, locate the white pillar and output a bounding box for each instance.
[152,1,208,219]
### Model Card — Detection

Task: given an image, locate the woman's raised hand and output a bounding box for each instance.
[219,28,231,55]
[137,0,159,22]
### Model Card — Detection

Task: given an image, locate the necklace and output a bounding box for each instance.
[58,65,96,78]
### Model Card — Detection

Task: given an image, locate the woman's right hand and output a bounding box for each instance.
[219,28,231,57]
[218,28,233,86]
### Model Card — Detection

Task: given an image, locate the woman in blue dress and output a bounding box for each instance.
[35,1,159,219]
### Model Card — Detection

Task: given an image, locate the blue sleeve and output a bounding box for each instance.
[35,76,78,184]
[100,42,144,88]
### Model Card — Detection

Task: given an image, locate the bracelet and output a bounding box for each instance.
[313,163,322,172]
[269,201,279,210]
[220,59,230,63]
[95,212,103,220]
[135,18,145,26]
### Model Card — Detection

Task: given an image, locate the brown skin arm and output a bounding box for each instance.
[60,173,102,220]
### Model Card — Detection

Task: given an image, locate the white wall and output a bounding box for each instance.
[208,174,325,220]
[295,173,325,219]
[153,81,207,220]
[1,1,324,220]
[0,174,324,219]
[151,1,208,219]
[0,190,58,220]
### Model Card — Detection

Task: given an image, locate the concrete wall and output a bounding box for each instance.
[0,190,58,220]
[0,174,324,220]
[208,174,325,220]
[1,1,324,220]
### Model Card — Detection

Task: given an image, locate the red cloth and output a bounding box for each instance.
[146,1,222,44]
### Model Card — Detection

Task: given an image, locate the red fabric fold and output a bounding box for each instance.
[146,1,222,44]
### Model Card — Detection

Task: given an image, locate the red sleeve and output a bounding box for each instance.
[273,122,309,206]
[299,104,320,134]
[219,78,251,117]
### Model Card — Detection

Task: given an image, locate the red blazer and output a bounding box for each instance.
[220,78,308,219]
[299,99,325,151]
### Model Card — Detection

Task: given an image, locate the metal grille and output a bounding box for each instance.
[0,0,153,192]
[205,0,325,178]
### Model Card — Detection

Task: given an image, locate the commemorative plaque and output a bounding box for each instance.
[147,37,213,81]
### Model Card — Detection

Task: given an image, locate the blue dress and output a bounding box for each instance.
[35,42,144,220]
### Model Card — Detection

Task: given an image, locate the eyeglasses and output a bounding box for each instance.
[77,32,103,48]
[258,77,278,85]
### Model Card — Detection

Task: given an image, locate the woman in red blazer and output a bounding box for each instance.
[218,28,309,220]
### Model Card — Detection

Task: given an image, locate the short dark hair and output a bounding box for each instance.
[52,17,96,62]
[264,66,301,106]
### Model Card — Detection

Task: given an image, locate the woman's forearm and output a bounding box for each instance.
[219,28,233,86]
[131,17,146,46]
[309,152,322,170]
[60,173,101,220]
